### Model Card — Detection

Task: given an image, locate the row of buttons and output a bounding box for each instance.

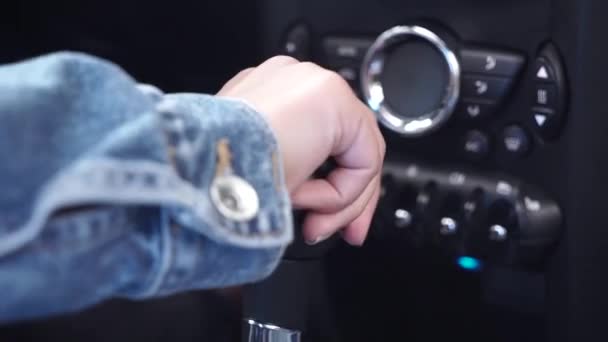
[456,48,525,120]
[530,44,567,140]
[319,37,569,143]
[282,27,568,144]
[381,188,516,262]
[375,163,562,267]
[391,206,512,241]
[446,46,569,141]
[463,125,531,159]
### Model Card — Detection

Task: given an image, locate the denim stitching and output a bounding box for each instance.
[0,157,290,257]
[32,208,128,253]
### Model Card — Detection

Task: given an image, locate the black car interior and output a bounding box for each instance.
[3,0,608,341]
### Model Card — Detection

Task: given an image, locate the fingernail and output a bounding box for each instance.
[340,229,364,247]
[306,233,331,245]
[349,240,365,247]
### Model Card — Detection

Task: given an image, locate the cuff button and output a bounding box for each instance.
[210,175,260,222]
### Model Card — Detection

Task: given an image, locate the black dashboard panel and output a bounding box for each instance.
[259,0,608,341]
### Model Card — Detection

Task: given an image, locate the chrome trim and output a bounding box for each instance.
[360,25,461,137]
[245,319,301,342]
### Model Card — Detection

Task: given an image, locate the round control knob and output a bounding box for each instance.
[361,26,461,137]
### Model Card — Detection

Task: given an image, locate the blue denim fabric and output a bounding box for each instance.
[0,52,293,323]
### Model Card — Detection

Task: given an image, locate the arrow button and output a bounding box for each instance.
[535,59,555,82]
[537,66,549,79]
[461,76,512,103]
[531,108,558,139]
[456,101,496,120]
[534,113,547,127]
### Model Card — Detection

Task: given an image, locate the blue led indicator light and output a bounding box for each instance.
[457,256,482,272]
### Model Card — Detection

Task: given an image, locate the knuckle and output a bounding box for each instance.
[298,61,318,68]
[267,55,300,65]
[298,61,325,74]
[333,192,351,211]
[323,69,350,89]
[294,63,352,95]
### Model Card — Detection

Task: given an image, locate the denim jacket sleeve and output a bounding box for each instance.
[0,52,294,323]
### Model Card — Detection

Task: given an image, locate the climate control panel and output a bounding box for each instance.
[282,23,569,163]
[280,22,567,268]
[374,161,562,269]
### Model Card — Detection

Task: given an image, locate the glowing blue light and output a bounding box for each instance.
[457,256,482,272]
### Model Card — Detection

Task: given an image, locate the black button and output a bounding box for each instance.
[461,75,513,103]
[502,125,531,157]
[460,49,525,77]
[533,84,558,109]
[534,58,555,82]
[532,108,559,139]
[463,130,490,160]
[456,101,497,120]
[283,25,311,61]
[323,37,374,65]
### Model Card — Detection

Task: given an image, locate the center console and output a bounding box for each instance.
[272,0,568,268]
[256,0,608,341]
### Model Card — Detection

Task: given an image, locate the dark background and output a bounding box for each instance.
[1,0,262,93]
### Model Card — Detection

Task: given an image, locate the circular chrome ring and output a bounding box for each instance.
[360,26,461,137]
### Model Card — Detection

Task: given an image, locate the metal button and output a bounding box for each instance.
[210,175,259,222]
[439,217,458,236]
[489,224,508,242]
[394,209,413,228]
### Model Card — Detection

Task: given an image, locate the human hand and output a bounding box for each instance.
[217,56,385,246]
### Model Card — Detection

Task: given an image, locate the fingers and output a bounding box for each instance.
[341,177,381,246]
[292,101,385,213]
[302,174,380,245]
[291,166,377,213]
[293,76,384,246]
[217,56,385,247]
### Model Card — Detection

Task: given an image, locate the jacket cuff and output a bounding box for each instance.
[158,94,294,249]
